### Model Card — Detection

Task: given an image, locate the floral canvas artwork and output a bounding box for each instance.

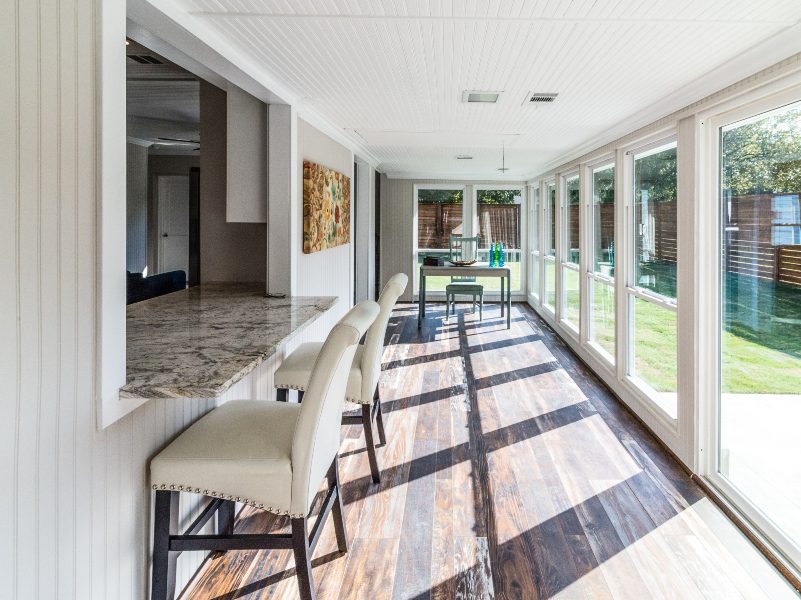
[303,160,351,254]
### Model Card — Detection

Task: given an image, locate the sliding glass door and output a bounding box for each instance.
[718,100,801,565]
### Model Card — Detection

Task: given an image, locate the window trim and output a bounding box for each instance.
[623,135,679,422]
[412,183,468,296]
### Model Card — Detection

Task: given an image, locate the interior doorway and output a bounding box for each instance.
[157,175,190,274]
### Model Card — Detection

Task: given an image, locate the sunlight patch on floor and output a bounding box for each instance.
[552,497,798,600]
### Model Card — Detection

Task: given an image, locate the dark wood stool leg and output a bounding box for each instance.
[276,388,288,402]
[374,389,387,447]
[217,499,235,536]
[362,404,381,483]
[151,490,178,600]
[291,517,316,600]
[326,460,348,553]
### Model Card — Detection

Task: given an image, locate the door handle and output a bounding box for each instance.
[162,233,169,238]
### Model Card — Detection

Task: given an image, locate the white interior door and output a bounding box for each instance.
[157,175,190,275]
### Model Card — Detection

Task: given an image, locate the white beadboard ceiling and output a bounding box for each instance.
[151,0,801,178]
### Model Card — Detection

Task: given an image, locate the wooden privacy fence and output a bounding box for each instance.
[726,193,801,287]
[418,203,521,249]
[477,204,521,248]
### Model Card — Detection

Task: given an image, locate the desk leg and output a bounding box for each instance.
[500,275,505,318]
[418,267,425,329]
[507,274,512,329]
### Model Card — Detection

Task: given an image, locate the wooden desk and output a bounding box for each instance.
[418,263,512,329]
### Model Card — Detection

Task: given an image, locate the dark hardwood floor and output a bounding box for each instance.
[182,303,794,599]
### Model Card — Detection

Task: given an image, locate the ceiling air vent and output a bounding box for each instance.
[127,54,164,65]
[456,155,473,160]
[462,90,501,104]
[525,92,558,104]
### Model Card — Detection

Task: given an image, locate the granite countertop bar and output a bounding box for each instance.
[121,283,337,400]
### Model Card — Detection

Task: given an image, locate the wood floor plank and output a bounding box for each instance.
[180,304,794,600]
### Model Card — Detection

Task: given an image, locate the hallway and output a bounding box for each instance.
[183,304,794,599]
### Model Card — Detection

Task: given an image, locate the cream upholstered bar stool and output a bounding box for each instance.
[149,300,380,600]
[274,273,408,484]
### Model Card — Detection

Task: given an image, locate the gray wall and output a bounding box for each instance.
[379,177,526,301]
[199,81,267,283]
[126,143,148,273]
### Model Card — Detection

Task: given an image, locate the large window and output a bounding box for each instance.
[544,181,557,311]
[718,100,801,563]
[628,142,678,416]
[415,187,464,292]
[476,188,523,292]
[589,163,615,361]
[561,173,581,330]
[529,185,540,300]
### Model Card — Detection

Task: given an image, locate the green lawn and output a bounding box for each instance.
[418,255,522,293]
[555,266,801,394]
[419,255,801,394]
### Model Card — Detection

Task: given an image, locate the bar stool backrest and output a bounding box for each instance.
[360,273,408,402]
[290,300,379,515]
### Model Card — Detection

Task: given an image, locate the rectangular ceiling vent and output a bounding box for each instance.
[456,155,473,160]
[462,90,501,104]
[128,54,163,65]
[525,92,558,104]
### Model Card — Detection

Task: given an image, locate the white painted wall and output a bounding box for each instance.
[297,118,354,333]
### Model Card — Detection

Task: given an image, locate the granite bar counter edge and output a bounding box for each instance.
[120,283,338,400]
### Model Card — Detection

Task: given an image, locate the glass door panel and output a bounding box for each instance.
[719,101,801,560]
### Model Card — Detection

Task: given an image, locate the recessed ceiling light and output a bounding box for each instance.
[456,155,473,160]
[462,90,501,103]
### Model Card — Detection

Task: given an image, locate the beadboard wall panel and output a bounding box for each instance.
[0,3,284,599]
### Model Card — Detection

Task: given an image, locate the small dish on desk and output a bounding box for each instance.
[448,259,477,267]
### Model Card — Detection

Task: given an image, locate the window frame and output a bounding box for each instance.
[586,157,617,366]
[528,182,541,302]
[473,184,527,295]
[701,88,801,573]
[542,178,558,315]
[623,136,679,421]
[412,183,468,296]
[559,170,581,336]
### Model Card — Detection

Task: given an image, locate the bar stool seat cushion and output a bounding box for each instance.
[275,343,365,404]
[151,400,301,516]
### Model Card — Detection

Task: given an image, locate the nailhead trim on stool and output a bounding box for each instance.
[151,483,305,518]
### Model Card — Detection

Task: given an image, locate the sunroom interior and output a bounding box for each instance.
[5,1,801,599]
